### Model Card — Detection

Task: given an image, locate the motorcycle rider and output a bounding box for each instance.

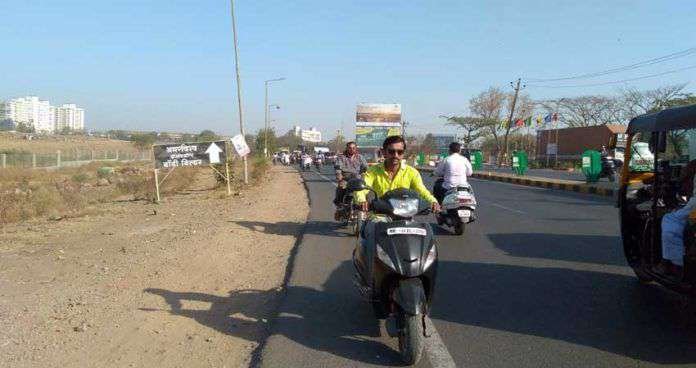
[433,142,473,204]
[334,141,369,220]
[354,136,440,292]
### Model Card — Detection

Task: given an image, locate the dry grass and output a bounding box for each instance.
[0,131,141,155]
[0,162,196,224]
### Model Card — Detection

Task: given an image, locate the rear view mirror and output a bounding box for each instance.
[346,178,367,192]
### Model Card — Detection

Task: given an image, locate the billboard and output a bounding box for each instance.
[432,134,457,152]
[301,129,322,143]
[356,103,401,127]
[355,126,402,147]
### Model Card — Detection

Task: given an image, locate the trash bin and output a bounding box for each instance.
[512,151,528,175]
[582,150,601,183]
[417,152,425,166]
[471,150,483,171]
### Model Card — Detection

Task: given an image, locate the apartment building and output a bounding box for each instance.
[53,104,85,131]
[1,97,85,133]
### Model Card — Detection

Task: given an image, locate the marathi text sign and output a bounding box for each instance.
[432,135,456,152]
[153,141,227,169]
[356,103,401,127]
[355,126,402,147]
[301,129,322,143]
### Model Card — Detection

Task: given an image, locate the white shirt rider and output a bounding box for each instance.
[434,152,473,189]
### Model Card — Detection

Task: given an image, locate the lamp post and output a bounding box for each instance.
[264,77,285,156]
[229,0,248,183]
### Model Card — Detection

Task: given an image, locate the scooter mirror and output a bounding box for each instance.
[346,178,367,192]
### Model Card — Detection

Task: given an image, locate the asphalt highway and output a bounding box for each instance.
[259,165,696,367]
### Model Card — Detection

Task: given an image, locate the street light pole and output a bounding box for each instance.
[230,0,248,184]
[264,77,285,157]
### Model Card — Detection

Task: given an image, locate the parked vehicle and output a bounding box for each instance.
[618,104,696,296]
[347,179,438,365]
[435,179,477,235]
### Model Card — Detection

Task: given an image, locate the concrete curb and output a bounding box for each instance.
[419,167,616,198]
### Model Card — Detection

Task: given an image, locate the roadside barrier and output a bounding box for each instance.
[418,167,615,198]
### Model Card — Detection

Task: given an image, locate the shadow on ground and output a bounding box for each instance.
[142,261,403,366]
[488,232,625,266]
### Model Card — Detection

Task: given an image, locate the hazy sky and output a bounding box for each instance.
[2,1,695,138]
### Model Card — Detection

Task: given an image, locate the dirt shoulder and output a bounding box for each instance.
[0,165,308,368]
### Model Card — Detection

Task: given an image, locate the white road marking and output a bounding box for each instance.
[490,202,526,214]
[424,316,457,368]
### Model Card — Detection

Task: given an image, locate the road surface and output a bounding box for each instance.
[258,165,696,367]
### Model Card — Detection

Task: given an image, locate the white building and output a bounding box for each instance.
[1,96,54,132]
[53,104,85,131]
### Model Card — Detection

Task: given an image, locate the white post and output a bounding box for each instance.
[1,153,6,169]
[32,153,36,168]
[56,150,61,167]
[154,169,161,203]
[225,161,232,196]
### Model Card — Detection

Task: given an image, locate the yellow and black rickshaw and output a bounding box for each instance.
[619,103,696,293]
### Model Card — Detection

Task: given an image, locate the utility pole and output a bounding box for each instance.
[501,78,522,166]
[230,0,248,184]
[264,78,285,157]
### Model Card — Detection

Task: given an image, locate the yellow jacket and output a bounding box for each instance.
[355,162,437,204]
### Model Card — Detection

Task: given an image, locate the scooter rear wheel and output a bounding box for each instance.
[454,221,465,235]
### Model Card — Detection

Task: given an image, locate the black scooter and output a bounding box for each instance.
[346,179,437,365]
[600,153,617,182]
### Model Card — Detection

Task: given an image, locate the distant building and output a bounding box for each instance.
[1,96,54,132]
[0,96,86,133]
[53,104,85,131]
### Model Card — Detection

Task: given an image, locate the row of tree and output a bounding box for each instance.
[443,84,696,161]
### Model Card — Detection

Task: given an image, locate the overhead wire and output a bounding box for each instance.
[526,64,696,88]
[526,46,696,83]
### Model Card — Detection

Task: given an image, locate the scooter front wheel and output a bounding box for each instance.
[398,312,425,365]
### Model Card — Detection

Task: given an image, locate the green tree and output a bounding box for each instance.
[16,122,35,133]
[254,128,278,154]
[197,130,219,142]
[131,133,157,150]
[440,115,486,147]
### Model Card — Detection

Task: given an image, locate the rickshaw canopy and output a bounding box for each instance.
[627,104,696,134]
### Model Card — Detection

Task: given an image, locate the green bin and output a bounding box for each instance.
[512,151,528,175]
[581,150,601,183]
[470,150,483,170]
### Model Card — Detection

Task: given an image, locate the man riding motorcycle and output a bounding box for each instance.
[334,141,369,220]
[354,135,440,290]
[433,142,473,204]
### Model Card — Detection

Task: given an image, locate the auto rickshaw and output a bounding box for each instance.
[618,103,696,294]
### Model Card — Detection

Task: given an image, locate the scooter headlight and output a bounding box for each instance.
[376,244,396,270]
[388,198,419,217]
[423,244,437,270]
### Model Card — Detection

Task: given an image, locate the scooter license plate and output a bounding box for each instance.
[458,210,471,218]
[387,227,427,236]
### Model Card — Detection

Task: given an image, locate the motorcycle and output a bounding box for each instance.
[600,153,618,182]
[346,179,437,365]
[434,178,477,235]
[315,157,324,170]
[336,180,366,236]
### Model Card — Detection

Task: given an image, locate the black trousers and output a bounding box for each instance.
[334,185,346,206]
[433,178,447,204]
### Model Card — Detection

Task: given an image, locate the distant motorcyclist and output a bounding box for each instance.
[334,141,368,220]
[433,142,473,204]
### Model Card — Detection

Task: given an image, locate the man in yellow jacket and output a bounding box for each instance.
[355,135,440,212]
[354,136,440,295]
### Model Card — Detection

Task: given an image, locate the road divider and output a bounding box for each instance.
[419,167,616,198]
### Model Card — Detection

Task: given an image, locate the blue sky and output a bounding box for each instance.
[2,1,695,138]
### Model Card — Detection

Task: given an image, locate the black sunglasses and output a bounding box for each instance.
[386,148,405,155]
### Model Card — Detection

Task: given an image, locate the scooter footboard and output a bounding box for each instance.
[393,278,426,315]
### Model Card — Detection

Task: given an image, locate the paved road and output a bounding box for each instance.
[259,165,696,367]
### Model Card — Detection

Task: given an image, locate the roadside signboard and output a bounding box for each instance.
[356,103,402,147]
[153,141,227,169]
[432,134,456,153]
[356,103,401,127]
[301,129,322,143]
[355,126,402,147]
[231,134,251,157]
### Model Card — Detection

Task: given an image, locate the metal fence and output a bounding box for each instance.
[0,149,153,169]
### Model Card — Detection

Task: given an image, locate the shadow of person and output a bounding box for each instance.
[142,261,402,365]
[431,261,696,365]
[231,220,353,238]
